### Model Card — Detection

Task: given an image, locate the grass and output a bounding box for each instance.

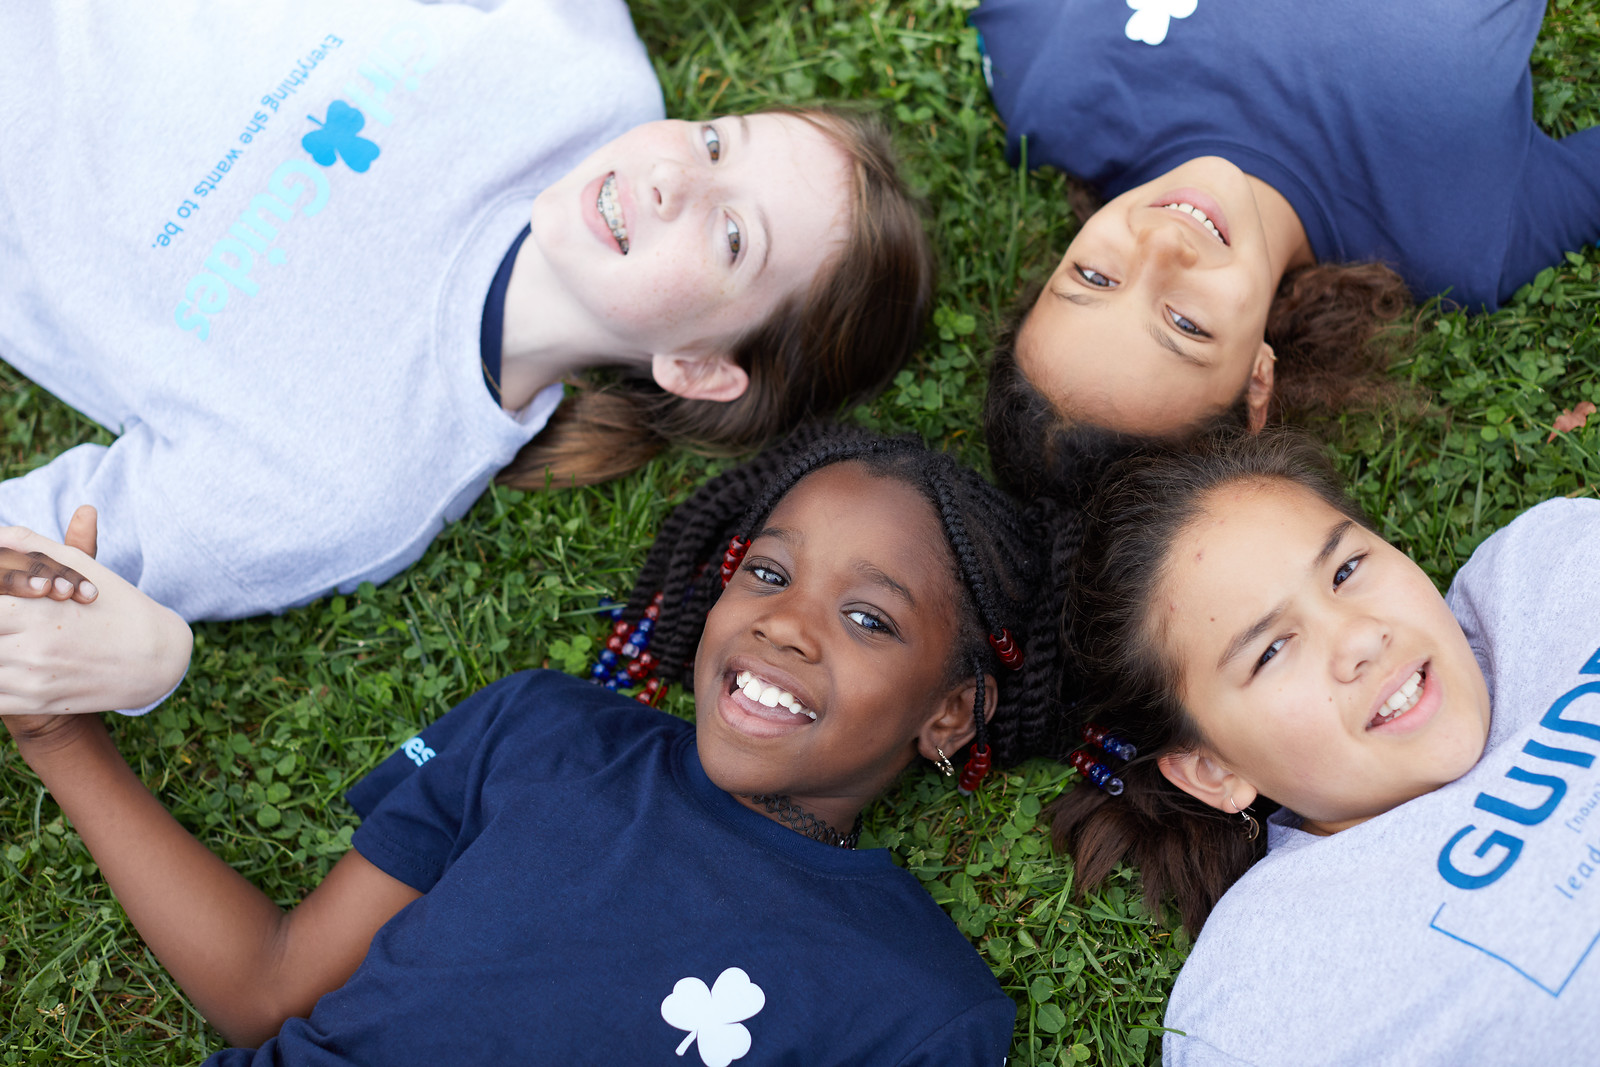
[2,1,1599,1063]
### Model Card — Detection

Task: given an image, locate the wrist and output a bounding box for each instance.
[4,710,108,765]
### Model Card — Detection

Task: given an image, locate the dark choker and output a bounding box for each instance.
[748,794,862,849]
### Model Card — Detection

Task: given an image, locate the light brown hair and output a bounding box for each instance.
[498,108,934,488]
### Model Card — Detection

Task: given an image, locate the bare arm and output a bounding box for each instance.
[5,711,421,1047]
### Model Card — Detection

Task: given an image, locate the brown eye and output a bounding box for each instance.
[702,125,721,162]
[725,216,741,260]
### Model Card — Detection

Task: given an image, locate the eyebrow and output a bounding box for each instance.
[1048,286,1206,367]
[855,561,916,608]
[732,115,771,276]
[1215,519,1357,671]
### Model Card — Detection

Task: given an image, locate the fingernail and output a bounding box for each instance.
[29,576,47,591]
[79,581,98,600]
[54,577,74,595]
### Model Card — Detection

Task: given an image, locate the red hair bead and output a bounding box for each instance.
[612,620,632,638]
[605,634,625,654]
[957,744,992,795]
[720,535,751,587]
[988,629,1023,669]
[635,678,667,706]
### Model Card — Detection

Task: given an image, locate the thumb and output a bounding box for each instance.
[64,505,99,559]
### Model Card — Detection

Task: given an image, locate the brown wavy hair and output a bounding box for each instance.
[983,261,1413,501]
[498,107,935,488]
[1048,429,1374,932]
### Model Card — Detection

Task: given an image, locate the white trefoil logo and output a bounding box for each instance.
[1125,0,1198,46]
[660,967,766,1067]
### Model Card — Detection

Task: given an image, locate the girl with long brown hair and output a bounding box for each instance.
[0,1,933,625]
[1054,429,1597,1063]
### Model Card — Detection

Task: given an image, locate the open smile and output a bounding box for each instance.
[1151,186,1230,246]
[1367,662,1439,733]
[715,663,820,739]
[597,172,629,254]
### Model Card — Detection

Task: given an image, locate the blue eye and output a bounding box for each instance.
[1256,636,1287,670]
[1167,307,1208,337]
[846,609,889,633]
[1333,555,1363,587]
[1075,264,1115,288]
[725,216,741,261]
[702,125,722,162]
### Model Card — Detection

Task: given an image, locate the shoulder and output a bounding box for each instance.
[1447,498,1600,649]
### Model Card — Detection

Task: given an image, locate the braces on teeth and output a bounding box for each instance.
[598,174,629,254]
[734,669,816,720]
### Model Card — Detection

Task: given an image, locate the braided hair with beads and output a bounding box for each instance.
[589,422,1070,779]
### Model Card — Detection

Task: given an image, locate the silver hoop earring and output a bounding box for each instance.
[934,748,955,777]
[1227,796,1260,842]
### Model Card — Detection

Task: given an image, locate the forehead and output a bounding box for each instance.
[1157,480,1351,657]
[1017,281,1246,437]
[763,462,952,591]
[739,115,853,272]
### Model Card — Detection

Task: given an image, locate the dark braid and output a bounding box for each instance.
[595,422,1070,769]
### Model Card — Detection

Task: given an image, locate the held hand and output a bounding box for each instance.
[0,514,192,716]
[0,506,100,603]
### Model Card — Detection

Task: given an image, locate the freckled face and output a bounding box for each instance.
[528,113,854,358]
[693,463,967,829]
[1159,480,1491,834]
[1018,157,1279,436]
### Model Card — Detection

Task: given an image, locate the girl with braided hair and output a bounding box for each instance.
[0,423,1065,1064]
[1053,428,1600,1064]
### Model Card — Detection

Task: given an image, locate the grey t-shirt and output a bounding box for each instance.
[1165,498,1600,1065]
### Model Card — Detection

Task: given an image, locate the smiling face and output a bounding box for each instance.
[528,113,854,361]
[1018,157,1288,437]
[1156,479,1491,835]
[693,462,978,831]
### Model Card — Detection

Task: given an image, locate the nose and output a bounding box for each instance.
[750,594,822,663]
[1133,218,1201,275]
[1330,611,1388,685]
[651,159,706,222]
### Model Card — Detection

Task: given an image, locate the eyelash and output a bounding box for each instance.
[1075,264,1115,288]
[743,563,895,636]
[1251,554,1367,673]
[1167,307,1210,338]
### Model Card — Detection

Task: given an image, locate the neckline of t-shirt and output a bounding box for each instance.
[1118,140,1344,267]
[670,734,897,877]
[430,191,562,446]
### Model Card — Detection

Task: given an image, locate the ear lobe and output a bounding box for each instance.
[1157,749,1258,813]
[915,673,999,763]
[1245,341,1276,433]
[650,351,750,403]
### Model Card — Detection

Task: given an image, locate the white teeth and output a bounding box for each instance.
[1374,670,1425,724]
[1162,201,1225,244]
[733,670,814,720]
[597,173,629,254]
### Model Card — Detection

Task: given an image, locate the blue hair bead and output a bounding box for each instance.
[598,650,618,667]
[590,663,612,681]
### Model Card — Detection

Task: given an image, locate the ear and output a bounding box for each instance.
[1157,748,1258,814]
[650,351,750,403]
[915,672,999,763]
[1244,341,1276,433]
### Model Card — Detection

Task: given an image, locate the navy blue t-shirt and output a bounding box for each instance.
[972,0,1600,310]
[206,671,1016,1065]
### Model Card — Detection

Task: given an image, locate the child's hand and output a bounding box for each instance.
[0,512,192,716]
[0,504,100,603]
